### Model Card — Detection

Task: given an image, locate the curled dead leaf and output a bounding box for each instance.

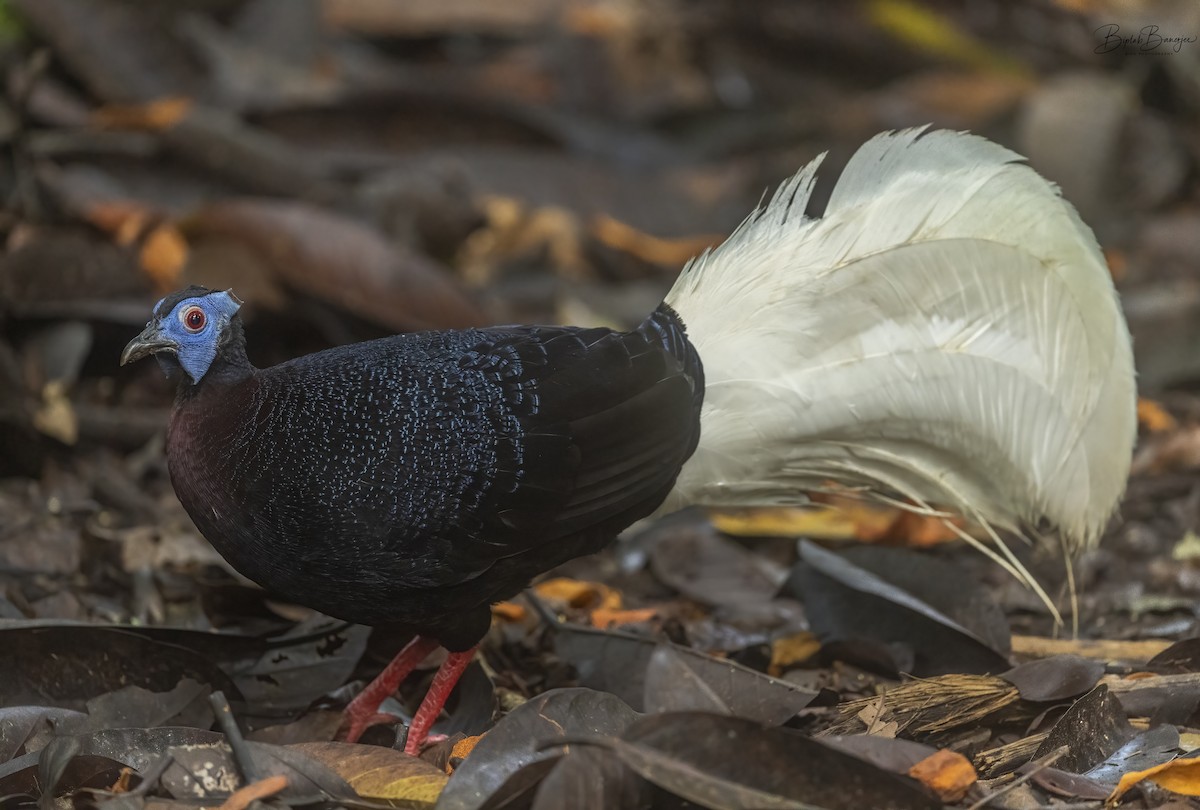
[533,578,620,612]
[1109,755,1200,802]
[589,213,720,267]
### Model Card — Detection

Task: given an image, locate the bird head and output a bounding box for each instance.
[121,286,243,383]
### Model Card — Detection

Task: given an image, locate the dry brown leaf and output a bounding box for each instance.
[217,775,289,810]
[563,1,635,37]
[908,749,976,802]
[459,195,586,284]
[33,380,78,445]
[92,96,193,131]
[80,200,185,291]
[589,214,720,267]
[184,199,485,332]
[290,742,446,805]
[1109,755,1200,802]
[1138,397,1178,433]
[769,632,821,676]
[856,696,900,738]
[1132,424,1200,475]
[84,200,154,246]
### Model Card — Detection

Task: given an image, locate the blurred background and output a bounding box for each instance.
[1,0,1200,632]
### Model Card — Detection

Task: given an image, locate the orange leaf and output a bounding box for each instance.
[769,632,821,676]
[1138,398,1177,433]
[491,601,526,622]
[83,200,154,246]
[217,775,289,810]
[710,497,963,548]
[590,214,721,267]
[1105,247,1127,282]
[591,607,657,629]
[533,578,621,611]
[1110,755,1200,802]
[92,96,193,131]
[908,749,976,802]
[449,734,484,769]
[139,224,189,293]
[110,767,135,794]
[882,509,962,547]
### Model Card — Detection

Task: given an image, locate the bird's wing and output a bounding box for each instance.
[405,319,700,590]
[462,320,700,551]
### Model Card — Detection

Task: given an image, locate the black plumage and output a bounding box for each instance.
[154,288,703,652]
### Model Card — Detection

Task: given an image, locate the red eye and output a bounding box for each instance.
[182,306,206,332]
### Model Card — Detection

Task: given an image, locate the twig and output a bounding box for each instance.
[1010,634,1171,663]
[209,690,260,785]
[966,746,1068,810]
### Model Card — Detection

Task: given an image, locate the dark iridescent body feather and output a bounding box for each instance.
[167,304,703,649]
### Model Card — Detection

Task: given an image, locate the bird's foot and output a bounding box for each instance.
[338,635,440,744]
[338,711,399,745]
[403,647,477,756]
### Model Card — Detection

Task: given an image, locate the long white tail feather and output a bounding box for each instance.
[660,127,1136,557]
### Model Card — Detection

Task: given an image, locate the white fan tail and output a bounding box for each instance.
[660,127,1136,564]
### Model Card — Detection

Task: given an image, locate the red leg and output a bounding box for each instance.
[340,635,440,744]
[403,647,477,756]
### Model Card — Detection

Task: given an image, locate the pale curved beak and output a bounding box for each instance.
[121,322,179,366]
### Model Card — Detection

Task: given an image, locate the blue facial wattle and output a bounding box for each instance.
[156,290,242,383]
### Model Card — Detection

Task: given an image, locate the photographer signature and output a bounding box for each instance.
[1095,24,1197,54]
